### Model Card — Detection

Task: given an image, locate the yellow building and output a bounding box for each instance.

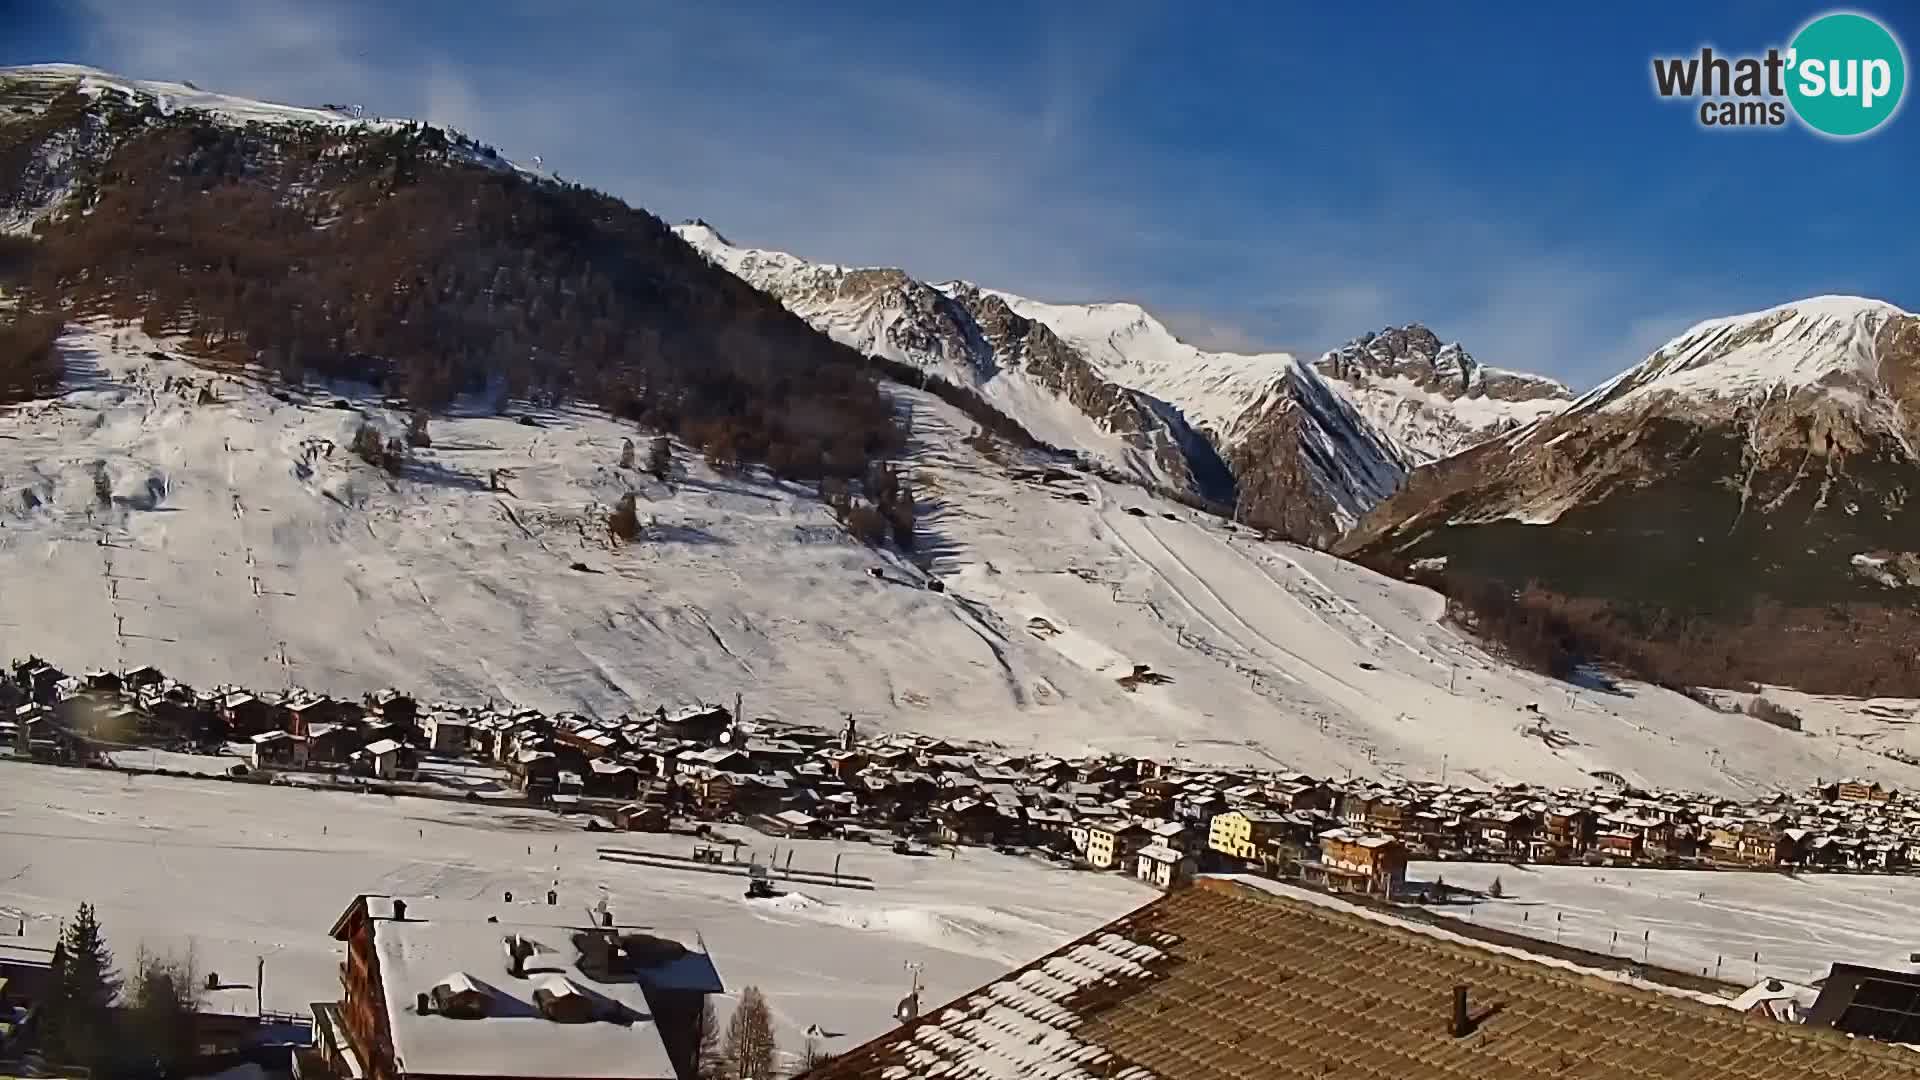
[1207,810,1286,862]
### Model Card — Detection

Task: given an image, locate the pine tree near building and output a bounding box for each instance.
[46,902,121,1065]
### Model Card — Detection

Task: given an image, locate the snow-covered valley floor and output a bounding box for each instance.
[1408,860,1920,986]
[4,324,1920,793]
[0,760,1152,1053]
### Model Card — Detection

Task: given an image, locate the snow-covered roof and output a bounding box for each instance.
[363,739,402,757]
[359,897,718,1079]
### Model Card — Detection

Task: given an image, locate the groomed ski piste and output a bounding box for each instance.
[5,323,1920,794]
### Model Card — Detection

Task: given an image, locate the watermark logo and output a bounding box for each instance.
[1652,10,1906,137]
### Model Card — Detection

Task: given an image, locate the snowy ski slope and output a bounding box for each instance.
[5,325,1920,793]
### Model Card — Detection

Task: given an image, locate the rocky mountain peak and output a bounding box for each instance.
[1317,325,1479,399]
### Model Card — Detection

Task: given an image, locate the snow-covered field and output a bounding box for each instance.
[6,324,1920,793]
[1409,860,1920,985]
[0,761,1152,1052]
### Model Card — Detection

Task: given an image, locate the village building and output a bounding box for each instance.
[1207,809,1287,864]
[358,738,404,780]
[315,895,722,1080]
[1134,842,1194,889]
[249,729,308,770]
[421,713,471,754]
[1309,829,1408,896]
[1087,821,1150,870]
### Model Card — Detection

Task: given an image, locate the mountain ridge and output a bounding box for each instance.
[675,223,1438,543]
[1341,294,1920,695]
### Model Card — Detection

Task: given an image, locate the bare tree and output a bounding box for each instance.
[797,1037,831,1073]
[126,944,203,1071]
[722,986,778,1080]
[697,996,721,1078]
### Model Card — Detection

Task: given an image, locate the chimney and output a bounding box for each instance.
[207,972,220,990]
[601,909,614,928]
[547,889,558,906]
[393,899,408,921]
[507,935,527,977]
[1450,985,1470,1038]
[416,991,433,1015]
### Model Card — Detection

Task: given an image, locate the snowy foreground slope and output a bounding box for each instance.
[1412,861,1920,986]
[0,762,1150,1055]
[6,326,1920,793]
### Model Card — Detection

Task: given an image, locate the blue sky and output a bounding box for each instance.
[5,1,1916,387]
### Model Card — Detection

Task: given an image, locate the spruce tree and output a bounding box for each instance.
[50,903,120,1064]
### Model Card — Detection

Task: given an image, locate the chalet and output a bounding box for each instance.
[613,803,669,833]
[317,895,722,1080]
[1125,790,1171,819]
[249,730,308,770]
[1022,805,1076,847]
[1134,843,1193,889]
[1473,809,1532,855]
[1087,821,1151,870]
[820,749,868,780]
[1269,780,1331,813]
[284,697,342,737]
[687,772,740,815]
[1734,824,1793,867]
[658,704,732,742]
[1147,820,1190,854]
[82,669,123,693]
[735,774,791,815]
[935,798,1003,845]
[586,759,641,800]
[1595,829,1642,861]
[557,771,586,797]
[763,809,823,838]
[684,746,747,774]
[308,723,363,765]
[363,689,417,735]
[511,749,559,797]
[121,664,165,691]
[221,692,277,737]
[1311,830,1407,896]
[360,739,403,781]
[1834,779,1895,805]
[1531,806,1592,861]
[422,713,471,754]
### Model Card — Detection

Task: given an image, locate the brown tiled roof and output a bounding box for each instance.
[804,877,1920,1080]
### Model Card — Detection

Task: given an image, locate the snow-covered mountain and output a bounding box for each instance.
[674,221,1235,501]
[675,223,1416,544]
[1344,296,1920,613]
[1313,325,1572,462]
[8,323,1920,794]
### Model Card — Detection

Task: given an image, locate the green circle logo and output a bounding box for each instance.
[1787,12,1906,137]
